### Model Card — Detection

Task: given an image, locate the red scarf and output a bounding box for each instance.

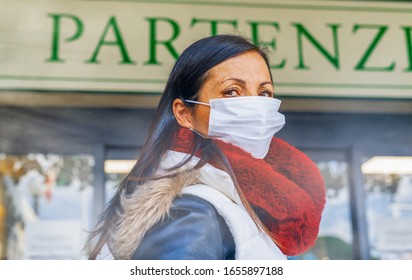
[170,128,326,256]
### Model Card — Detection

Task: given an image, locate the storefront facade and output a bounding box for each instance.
[1,0,412,260]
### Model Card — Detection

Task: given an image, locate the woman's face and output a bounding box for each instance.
[191,50,274,135]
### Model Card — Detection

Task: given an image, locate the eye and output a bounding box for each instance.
[259,90,274,97]
[223,87,240,97]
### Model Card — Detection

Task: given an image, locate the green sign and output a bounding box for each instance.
[1,0,412,99]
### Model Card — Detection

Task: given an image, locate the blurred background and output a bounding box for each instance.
[0,0,411,260]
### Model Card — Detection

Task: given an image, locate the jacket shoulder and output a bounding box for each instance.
[132,194,235,260]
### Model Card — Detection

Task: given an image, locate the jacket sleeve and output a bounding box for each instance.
[132,194,235,260]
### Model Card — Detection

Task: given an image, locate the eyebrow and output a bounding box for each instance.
[222,78,273,87]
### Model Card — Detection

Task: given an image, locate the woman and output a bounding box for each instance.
[89,34,326,260]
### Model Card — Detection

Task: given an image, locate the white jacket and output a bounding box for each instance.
[163,151,286,260]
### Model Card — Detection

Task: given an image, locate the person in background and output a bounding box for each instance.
[88,34,326,260]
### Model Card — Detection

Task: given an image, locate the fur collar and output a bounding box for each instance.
[109,170,199,259]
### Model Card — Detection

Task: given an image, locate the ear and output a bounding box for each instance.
[172,99,194,129]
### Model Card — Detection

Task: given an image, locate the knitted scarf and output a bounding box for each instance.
[170,128,326,256]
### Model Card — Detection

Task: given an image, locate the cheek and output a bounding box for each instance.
[193,106,210,135]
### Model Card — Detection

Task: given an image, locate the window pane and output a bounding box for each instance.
[292,160,354,260]
[363,156,412,260]
[0,153,94,259]
[104,147,140,204]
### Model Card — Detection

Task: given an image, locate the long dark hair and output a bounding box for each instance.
[88,34,274,259]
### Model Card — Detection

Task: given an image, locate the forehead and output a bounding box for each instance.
[206,51,271,83]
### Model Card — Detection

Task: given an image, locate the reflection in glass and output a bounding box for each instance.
[291,160,353,260]
[0,154,94,259]
[363,163,412,260]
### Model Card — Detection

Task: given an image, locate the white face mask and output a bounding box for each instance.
[185,96,285,158]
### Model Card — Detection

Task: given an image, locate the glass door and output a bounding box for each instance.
[362,156,412,259]
[104,146,140,204]
[0,153,94,259]
[291,150,354,260]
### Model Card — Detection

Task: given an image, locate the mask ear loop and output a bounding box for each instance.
[189,127,213,139]
[184,99,210,107]
[184,99,207,138]
[184,99,221,140]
